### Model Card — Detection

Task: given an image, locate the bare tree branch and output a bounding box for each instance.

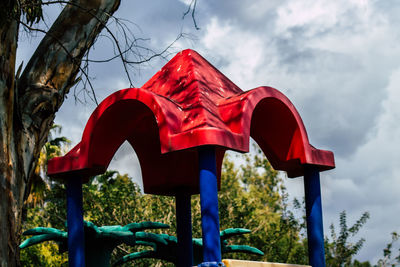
[18,20,99,105]
[183,0,200,30]
[18,0,187,96]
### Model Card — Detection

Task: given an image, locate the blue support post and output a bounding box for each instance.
[198,147,224,267]
[304,166,326,267]
[176,192,193,267]
[66,177,85,267]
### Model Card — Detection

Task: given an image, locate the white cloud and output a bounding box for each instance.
[195,0,400,262]
[275,0,371,37]
[177,0,192,5]
[109,141,143,189]
[201,18,266,89]
[276,0,340,35]
[197,0,400,158]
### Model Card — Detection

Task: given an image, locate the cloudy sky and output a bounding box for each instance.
[17,0,400,263]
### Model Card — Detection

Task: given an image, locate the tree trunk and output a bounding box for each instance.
[0,18,20,267]
[0,0,120,265]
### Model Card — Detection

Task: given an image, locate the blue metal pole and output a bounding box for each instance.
[66,177,85,267]
[176,192,193,267]
[304,166,326,267]
[198,147,223,267]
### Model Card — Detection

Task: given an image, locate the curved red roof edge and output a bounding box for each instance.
[47,49,335,194]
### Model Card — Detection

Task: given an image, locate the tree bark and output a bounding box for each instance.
[0,0,121,265]
[0,18,20,267]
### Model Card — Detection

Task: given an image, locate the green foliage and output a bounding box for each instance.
[376,232,400,267]
[325,210,370,266]
[352,260,373,267]
[213,149,308,264]
[25,125,70,207]
[20,204,69,266]
[20,125,70,266]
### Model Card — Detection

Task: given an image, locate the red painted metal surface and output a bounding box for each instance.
[48,49,335,195]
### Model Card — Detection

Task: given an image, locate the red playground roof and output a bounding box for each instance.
[48,49,335,195]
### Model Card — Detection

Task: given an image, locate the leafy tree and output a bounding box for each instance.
[20,124,70,266]
[352,260,373,267]
[325,210,370,266]
[20,193,69,266]
[213,149,308,264]
[25,124,70,208]
[376,232,400,267]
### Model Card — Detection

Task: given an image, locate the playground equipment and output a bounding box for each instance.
[46,49,335,266]
[20,221,169,266]
[21,222,262,266]
[222,260,310,267]
[114,228,263,266]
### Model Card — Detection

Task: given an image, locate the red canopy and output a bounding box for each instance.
[48,49,334,195]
